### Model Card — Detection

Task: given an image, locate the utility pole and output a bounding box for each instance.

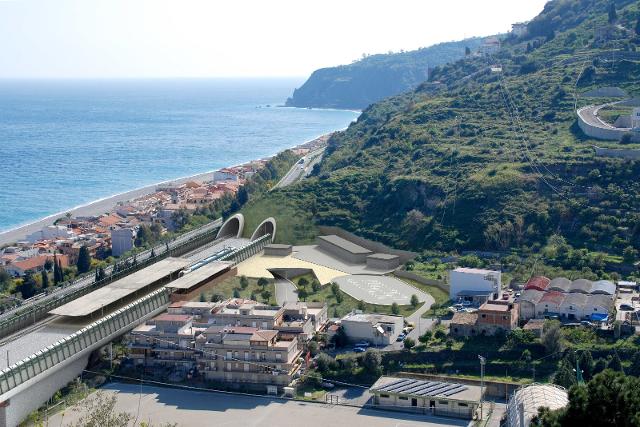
[479,355,486,420]
[110,342,113,371]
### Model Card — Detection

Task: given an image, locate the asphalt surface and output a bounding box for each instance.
[274,148,325,189]
[49,382,472,427]
[274,277,298,305]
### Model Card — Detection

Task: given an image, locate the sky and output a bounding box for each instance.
[0,0,549,79]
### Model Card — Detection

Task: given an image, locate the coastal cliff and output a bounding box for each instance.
[285,37,485,110]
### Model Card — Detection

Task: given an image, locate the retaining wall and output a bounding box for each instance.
[394,269,449,293]
[594,146,640,160]
[317,226,417,263]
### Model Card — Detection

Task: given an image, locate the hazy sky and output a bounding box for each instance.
[0,0,548,79]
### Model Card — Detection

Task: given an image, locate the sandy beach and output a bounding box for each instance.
[0,132,336,247]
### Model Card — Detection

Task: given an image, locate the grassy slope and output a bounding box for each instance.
[243,0,640,263]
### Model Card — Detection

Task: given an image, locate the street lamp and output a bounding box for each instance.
[478,355,486,420]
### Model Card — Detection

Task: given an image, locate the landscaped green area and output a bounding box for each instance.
[289,274,423,318]
[199,275,278,306]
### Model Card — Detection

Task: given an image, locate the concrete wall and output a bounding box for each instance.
[577,107,628,140]
[317,226,417,263]
[594,146,640,160]
[0,355,90,427]
[169,267,238,303]
[394,270,448,293]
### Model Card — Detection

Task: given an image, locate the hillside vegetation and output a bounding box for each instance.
[285,37,484,109]
[245,0,640,277]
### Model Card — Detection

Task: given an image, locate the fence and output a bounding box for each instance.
[0,222,220,339]
[0,288,170,398]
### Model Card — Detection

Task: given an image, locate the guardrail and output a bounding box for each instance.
[0,221,221,339]
[0,288,171,398]
[219,234,271,265]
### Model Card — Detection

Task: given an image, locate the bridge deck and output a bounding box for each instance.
[49,257,189,317]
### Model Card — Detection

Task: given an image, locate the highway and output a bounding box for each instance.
[273,147,325,189]
[0,218,222,322]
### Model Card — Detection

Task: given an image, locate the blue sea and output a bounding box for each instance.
[0,78,359,233]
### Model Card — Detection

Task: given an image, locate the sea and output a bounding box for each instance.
[0,78,359,233]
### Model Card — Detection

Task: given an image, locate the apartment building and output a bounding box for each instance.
[195,325,302,393]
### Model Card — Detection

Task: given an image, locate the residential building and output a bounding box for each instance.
[26,225,74,244]
[450,299,518,337]
[128,314,198,370]
[449,267,501,301]
[340,312,404,345]
[213,169,240,183]
[195,325,302,393]
[370,376,483,419]
[5,254,69,277]
[511,22,528,37]
[111,227,137,257]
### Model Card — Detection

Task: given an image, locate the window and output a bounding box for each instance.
[226,351,232,360]
[252,321,257,328]
[439,401,448,405]
[380,394,390,398]
[399,396,408,401]
[481,314,486,318]
[244,352,249,361]
[262,322,268,329]
[244,363,249,372]
[275,353,281,360]
[502,316,507,320]
[458,403,468,407]
[226,362,231,371]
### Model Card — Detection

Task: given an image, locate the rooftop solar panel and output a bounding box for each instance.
[376,379,414,392]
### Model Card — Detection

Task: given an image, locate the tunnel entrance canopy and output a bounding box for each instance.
[216,213,244,239]
[250,217,276,243]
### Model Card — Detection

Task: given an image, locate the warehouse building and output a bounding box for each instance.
[370,376,483,419]
[316,235,373,264]
[449,267,501,301]
[340,312,404,345]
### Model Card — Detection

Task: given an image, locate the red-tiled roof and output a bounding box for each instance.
[540,291,565,305]
[525,276,551,291]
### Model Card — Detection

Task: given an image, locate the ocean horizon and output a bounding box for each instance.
[0,78,359,234]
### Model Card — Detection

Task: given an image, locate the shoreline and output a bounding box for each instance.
[0,130,341,247]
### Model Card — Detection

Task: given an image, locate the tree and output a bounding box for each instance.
[311,280,321,293]
[608,2,617,24]
[150,248,156,258]
[330,282,340,297]
[315,353,336,373]
[465,46,471,55]
[608,353,623,372]
[629,351,640,377]
[77,245,91,274]
[257,277,269,289]
[358,300,366,311]
[410,294,419,309]
[97,266,106,281]
[593,358,608,375]
[362,349,382,374]
[580,350,594,380]
[404,337,416,350]
[211,293,223,303]
[17,274,38,299]
[307,340,319,357]
[636,15,640,35]
[41,270,49,289]
[261,290,271,303]
[541,320,564,355]
[418,331,432,344]
[239,275,249,289]
[237,186,249,206]
[69,391,133,427]
[199,292,206,302]
[233,288,241,298]
[335,292,344,304]
[623,246,638,264]
[53,257,64,285]
[391,302,400,315]
[298,288,308,301]
[298,277,309,289]
[554,362,577,389]
[0,268,11,292]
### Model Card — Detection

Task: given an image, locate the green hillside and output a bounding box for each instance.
[285,37,485,110]
[246,0,640,272]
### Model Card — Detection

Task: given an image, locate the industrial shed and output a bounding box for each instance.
[370,376,482,419]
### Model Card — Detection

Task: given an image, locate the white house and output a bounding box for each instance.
[27,225,74,243]
[213,170,239,183]
[449,267,501,300]
[111,227,137,257]
[340,312,404,345]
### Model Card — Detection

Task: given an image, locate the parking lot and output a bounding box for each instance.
[333,275,428,306]
[50,382,471,427]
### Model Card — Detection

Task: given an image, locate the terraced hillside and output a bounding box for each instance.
[244,0,640,271]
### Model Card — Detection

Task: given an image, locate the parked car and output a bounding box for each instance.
[354,341,370,348]
[353,347,366,353]
[620,304,634,311]
[580,320,594,327]
[396,333,406,342]
[321,381,335,389]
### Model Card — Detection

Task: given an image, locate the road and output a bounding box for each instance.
[274,147,325,189]
[0,219,222,322]
[49,382,471,427]
[274,277,298,305]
